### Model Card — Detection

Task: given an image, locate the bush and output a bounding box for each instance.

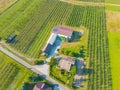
[34,60,44,65]
[71,66,77,75]
[0,37,2,41]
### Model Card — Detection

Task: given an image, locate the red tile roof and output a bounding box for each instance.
[33,82,52,90]
[59,58,75,72]
[53,26,73,38]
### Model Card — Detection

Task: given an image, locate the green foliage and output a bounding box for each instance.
[0,52,33,90]
[34,60,44,65]
[59,45,85,58]
[49,57,56,66]
[66,5,84,27]
[49,58,76,86]
[71,66,77,75]
[0,37,2,41]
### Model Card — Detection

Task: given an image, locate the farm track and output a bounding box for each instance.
[61,0,120,6]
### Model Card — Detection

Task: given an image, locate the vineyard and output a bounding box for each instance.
[0,52,33,90]
[64,3,112,89]
[0,0,113,89]
[83,6,112,90]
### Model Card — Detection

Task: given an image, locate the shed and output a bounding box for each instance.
[7,34,16,43]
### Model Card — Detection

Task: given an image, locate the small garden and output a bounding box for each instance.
[59,27,88,59]
[49,57,77,87]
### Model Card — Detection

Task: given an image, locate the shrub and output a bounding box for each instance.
[34,60,44,65]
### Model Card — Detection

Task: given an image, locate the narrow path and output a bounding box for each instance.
[60,0,120,6]
[0,46,68,90]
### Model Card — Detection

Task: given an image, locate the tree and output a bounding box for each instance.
[70,66,77,75]
[0,37,1,41]
[48,57,55,66]
[68,51,74,57]
[34,60,44,65]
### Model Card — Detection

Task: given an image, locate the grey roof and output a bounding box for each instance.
[47,33,57,45]
[44,44,53,55]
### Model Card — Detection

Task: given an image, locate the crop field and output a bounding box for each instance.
[108,32,120,90]
[0,0,18,14]
[76,0,104,2]
[0,52,33,90]
[0,0,114,89]
[66,4,112,89]
[84,6,112,90]
[0,0,74,58]
[106,5,120,11]
[105,0,120,4]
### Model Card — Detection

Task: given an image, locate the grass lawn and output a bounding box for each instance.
[0,0,18,14]
[60,26,88,58]
[0,51,33,90]
[108,32,120,90]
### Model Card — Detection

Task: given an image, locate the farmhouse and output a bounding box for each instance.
[59,58,75,72]
[43,26,73,56]
[53,26,73,39]
[33,82,52,90]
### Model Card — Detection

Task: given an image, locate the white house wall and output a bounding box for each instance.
[47,33,57,45]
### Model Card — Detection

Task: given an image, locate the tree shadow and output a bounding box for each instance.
[79,46,86,58]
[70,31,81,42]
[83,68,92,75]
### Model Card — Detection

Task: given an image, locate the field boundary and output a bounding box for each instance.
[60,0,120,7]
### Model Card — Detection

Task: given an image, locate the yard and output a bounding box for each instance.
[59,26,88,58]
[49,57,77,89]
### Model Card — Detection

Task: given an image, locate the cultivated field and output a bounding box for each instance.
[106,6,120,11]
[105,0,120,4]
[0,0,116,89]
[0,52,33,90]
[108,32,120,90]
[106,9,120,90]
[0,0,17,14]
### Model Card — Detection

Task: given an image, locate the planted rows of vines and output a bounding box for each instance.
[66,4,112,90]
[0,52,33,90]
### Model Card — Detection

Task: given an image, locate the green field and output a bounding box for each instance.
[106,5,120,11]
[0,0,116,89]
[0,0,17,14]
[76,0,104,2]
[0,52,33,90]
[108,32,120,90]
[105,0,120,4]
[0,0,74,58]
